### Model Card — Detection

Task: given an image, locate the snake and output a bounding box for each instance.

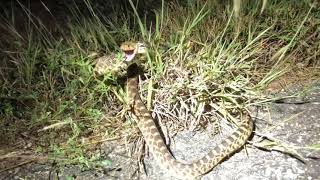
[116,41,253,179]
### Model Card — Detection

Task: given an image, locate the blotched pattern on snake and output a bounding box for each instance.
[100,41,253,179]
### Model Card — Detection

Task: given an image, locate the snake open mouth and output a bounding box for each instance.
[123,50,135,62]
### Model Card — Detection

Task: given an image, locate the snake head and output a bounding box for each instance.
[120,41,147,63]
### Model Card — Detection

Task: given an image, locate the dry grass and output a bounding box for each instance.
[0,0,319,172]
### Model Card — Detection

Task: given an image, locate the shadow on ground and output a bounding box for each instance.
[1,81,319,180]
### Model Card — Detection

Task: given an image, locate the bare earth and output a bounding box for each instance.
[1,81,320,180]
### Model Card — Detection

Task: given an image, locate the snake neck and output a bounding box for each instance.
[127,63,140,78]
[127,63,139,102]
[125,62,253,179]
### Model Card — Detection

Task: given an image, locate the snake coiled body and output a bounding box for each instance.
[92,41,255,179]
[126,62,253,179]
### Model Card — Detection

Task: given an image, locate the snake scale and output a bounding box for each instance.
[119,41,253,179]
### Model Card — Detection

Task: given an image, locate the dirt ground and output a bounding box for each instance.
[0,1,319,180]
[1,81,319,180]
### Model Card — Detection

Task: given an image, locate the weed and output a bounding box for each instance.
[0,0,319,172]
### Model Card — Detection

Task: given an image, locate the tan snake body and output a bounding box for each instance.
[121,42,253,179]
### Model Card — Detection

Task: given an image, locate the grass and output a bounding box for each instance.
[0,0,319,173]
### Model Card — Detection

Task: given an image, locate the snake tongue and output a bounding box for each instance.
[124,50,135,62]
